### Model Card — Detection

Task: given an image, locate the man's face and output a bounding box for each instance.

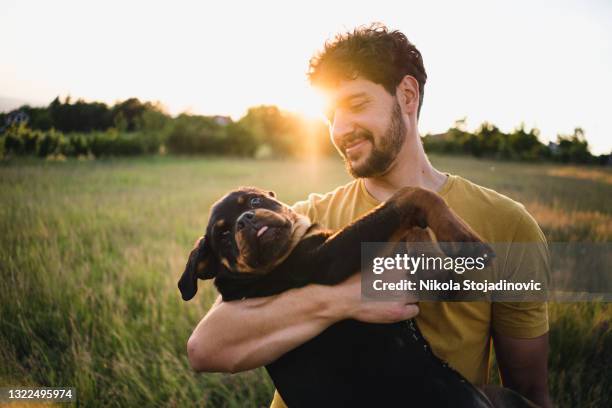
[325,78,407,178]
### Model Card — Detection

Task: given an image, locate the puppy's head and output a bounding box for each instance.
[178,187,309,301]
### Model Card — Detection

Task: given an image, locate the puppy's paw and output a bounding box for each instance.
[434,213,495,262]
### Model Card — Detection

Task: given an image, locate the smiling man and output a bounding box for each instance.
[186,24,551,407]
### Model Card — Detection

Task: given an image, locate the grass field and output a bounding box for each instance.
[0,155,610,407]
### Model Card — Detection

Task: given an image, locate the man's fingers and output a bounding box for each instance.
[388,301,420,321]
[403,303,420,320]
[368,301,419,323]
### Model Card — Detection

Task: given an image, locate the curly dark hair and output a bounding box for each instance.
[308,23,427,117]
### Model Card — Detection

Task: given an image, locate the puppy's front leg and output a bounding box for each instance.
[310,187,493,285]
[389,187,494,258]
[311,197,427,285]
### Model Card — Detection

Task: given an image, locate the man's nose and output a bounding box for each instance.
[331,110,354,143]
[236,211,255,230]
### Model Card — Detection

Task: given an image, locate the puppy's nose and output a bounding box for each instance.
[236,211,255,230]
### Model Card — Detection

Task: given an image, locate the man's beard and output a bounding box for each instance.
[341,101,406,178]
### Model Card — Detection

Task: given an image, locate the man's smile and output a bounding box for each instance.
[344,137,370,158]
[342,131,373,158]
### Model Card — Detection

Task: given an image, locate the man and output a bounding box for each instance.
[187,24,552,407]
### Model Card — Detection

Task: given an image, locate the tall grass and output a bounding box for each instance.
[0,155,610,407]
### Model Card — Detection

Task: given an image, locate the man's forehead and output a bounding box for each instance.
[326,78,389,105]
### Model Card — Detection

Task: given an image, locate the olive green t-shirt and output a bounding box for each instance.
[270,174,550,408]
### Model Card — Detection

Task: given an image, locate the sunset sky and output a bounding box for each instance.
[1,0,611,154]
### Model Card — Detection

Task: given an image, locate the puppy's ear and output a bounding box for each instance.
[268,191,276,198]
[178,236,218,301]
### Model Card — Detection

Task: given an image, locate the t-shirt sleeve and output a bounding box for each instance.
[291,199,311,217]
[291,193,323,222]
[270,390,287,408]
[491,208,550,338]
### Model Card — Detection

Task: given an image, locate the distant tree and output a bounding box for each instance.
[48,96,113,132]
[475,122,504,157]
[422,119,596,164]
[554,127,593,164]
[11,105,53,130]
[112,98,147,131]
[239,106,297,156]
[222,122,258,157]
[166,114,223,154]
[508,124,547,160]
[445,126,472,155]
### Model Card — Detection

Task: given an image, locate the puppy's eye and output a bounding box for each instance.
[250,197,262,207]
[220,230,231,242]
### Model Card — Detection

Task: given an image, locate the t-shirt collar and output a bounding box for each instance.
[357,173,456,205]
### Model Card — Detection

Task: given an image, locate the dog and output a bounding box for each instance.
[179,186,538,408]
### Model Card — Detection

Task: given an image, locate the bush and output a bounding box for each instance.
[90,131,159,157]
[0,124,165,159]
[166,114,227,155]
[69,134,91,156]
[422,122,599,165]
[0,124,58,157]
[222,123,258,157]
[37,129,66,157]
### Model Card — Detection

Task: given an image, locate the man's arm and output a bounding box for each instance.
[493,332,551,408]
[490,206,552,407]
[187,273,419,373]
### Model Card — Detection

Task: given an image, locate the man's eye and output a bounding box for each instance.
[250,197,262,207]
[350,102,366,112]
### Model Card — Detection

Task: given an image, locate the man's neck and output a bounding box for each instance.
[363,135,447,202]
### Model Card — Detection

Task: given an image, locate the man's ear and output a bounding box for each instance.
[396,75,420,116]
[178,236,218,301]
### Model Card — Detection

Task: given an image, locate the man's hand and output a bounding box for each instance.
[332,274,419,324]
[186,272,418,373]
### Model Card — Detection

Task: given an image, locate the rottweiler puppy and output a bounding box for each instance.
[179,186,534,408]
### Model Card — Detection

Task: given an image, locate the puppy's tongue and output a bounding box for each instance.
[256,226,269,237]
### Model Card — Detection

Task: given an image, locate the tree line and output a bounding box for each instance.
[0,97,333,159]
[422,119,608,165]
[0,97,608,165]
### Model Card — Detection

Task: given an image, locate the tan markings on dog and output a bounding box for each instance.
[233,232,260,274]
[220,257,231,270]
[269,213,312,268]
[302,224,324,239]
[234,212,313,275]
[196,260,208,274]
[235,259,258,274]
[237,196,246,205]
[373,229,412,261]
[426,227,437,242]
[403,226,433,243]
[388,229,407,243]
[215,219,226,228]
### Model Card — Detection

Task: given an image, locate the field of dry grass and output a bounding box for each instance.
[0,155,610,407]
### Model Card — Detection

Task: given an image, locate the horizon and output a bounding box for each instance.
[0,94,603,154]
[1,0,611,154]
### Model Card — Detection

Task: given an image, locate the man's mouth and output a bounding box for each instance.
[342,131,372,154]
[344,136,369,156]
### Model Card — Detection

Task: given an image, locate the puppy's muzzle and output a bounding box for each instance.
[237,211,257,231]
[237,209,288,235]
